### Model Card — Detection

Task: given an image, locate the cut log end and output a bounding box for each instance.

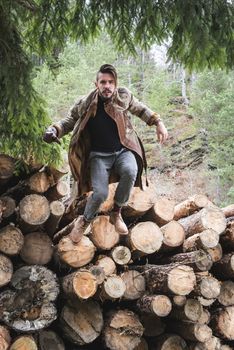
[129,221,163,254]
[168,265,196,295]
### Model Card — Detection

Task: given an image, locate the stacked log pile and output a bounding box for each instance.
[0,154,234,350]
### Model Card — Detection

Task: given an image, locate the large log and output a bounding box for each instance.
[183,230,219,253]
[160,220,185,250]
[37,330,65,350]
[60,300,103,346]
[9,336,38,350]
[137,294,172,317]
[169,298,203,322]
[174,194,209,221]
[144,197,175,226]
[62,270,97,300]
[19,194,50,232]
[164,250,213,272]
[121,270,146,300]
[134,264,196,295]
[151,333,188,350]
[210,306,234,340]
[103,309,144,350]
[90,215,120,250]
[179,207,226,237]
[0,253,13,287]
[218,281,234,306]
[122,186,155,218]
[212,253,234,280]
[128,221,163,257]
[44,200,65,236]
[169,321,212,342]
[0,225,24,256]
[58,235,96,268]
[20,232,53,265]
[0,325,11,350]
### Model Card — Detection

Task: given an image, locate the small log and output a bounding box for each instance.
[128,221,163,257]
[137,294,172,317]
[174,194,209,220]
[179,207,226,237]
[0,253,13,287]
[207,244,223,263]
[44,200,65,236]
[89,265,106,284]
[121,270,146,300]
[220,221,234,251]
[198,297,216,307]
[140,313,166,337]
[144,197,175,226]
[173,295,187,307]
[90,215,119,250]
[123,186,155,217]
[103,309,144,350]
[222,204,234,218]
[165,250,213,272]
[0,325,11,350]
[111,245,131,265]
[95,255,116,276]
[169,298,203,322]
[169,321,212,342]
[19,194,50,232]
[58,235,96,268]
[135,264,196,295]
[212,253,234,280]
[99,275,126,300]
[194,274,221,299]
[0,225,24,256]
[183,230,219,253]
[210,306,234,340]
[20,232,53,265]
[60,300,103,346]
[0,154,15,192]
[38,330,65,350]
[62,270,97,300]
[190,336,221,350]
[53,219,76,244]
[197,309,211,325]
[27,171,52,193]
[160,220,185,250]
[218,281,234,306]
[152,333,188,350]
[46,180,70,201]
[9,336,38,350]
[0,196,16,221]
[46,162,70,183]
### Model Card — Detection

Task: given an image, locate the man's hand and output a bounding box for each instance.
[43,126,61,144]
[156,121,168,144]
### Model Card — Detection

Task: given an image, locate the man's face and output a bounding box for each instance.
[95,72,116,100]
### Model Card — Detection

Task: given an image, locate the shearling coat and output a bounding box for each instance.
[53,87,160,197]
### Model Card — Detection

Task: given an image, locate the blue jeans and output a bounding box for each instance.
[84,148,138,221]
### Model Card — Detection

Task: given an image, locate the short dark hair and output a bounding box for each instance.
[96,64,117,84]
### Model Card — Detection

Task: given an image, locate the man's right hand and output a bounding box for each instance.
[43,126,61,144]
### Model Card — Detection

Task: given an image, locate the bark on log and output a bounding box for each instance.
[128,221,163,257]
[53,219,76,244]
[152,333,188,350]
[140,313,166,337]
[37,330,65,350]
[220,221,234,251]
[20,232,53,265]
[111,245,131,265]
[169,298,203,322]
[99,275,126,300]
[9,336,38,350]
[0,225,24,256]
[212,253,234,280]
[144,197,175,226]
[0,196,16,222]
[134,264,196,295]
[58,236,96,268]
[221,204,234,218]
[183,230,219,253]
[44,200,65,236]
[0,155,15,192]
[122,186,155,218]
[90,215,119,250]
[169,321,212,342]
[0,325,11,350]
[95,255,116,276]
[218,281,234,306]
[46,180,70,201]
[179,207,226,237]
[210,306,234,340]
[60,300,103,346]
[0,253,13,287]
[19,194,50,232]
[160,220,185,250]
[103,309,144,350]
[121,270,146,300]
[198,297,216,307]
[164,250,213,272]
[174,194,209,221]
[137,294,172,317]
[62,270,97,300]
[194,274,221,299]
[206,244,223,263]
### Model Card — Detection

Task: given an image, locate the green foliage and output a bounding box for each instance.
[190,70,234,204]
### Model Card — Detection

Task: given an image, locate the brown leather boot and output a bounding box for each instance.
[69,215,91,243]
[110,210,128,235]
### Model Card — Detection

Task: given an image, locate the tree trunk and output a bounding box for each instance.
[144,197,175,226]
[19,194,50,232]
[210,306,234,340]
[165,250,213,272]
[179,207,226,237]
[212,253,234,279]
[194,274,221,299]
[218,281,234,306]
[20,232,53,265]
[121,270,146,300]
[160,220,185,250]
[111,245,131,265]
[37,330,65,350]
[137,295,172,317]
[9,336,38,350]
[46,180,70,201]
[169,321,212,342]
[183,229,219,253]
[0,253,13,287]
[103,309,144,350]
[95,255,116,276]
[0,325,11,350]
[57,235,96,268]
[169,298,203,322]
[90,215,119,250]
[0,225,24,256]
[44,200,65,236]
[62,270,97,300]
[174,194,209,220]
[60,300,103,346]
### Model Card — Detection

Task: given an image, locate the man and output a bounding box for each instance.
[44,64,168,242]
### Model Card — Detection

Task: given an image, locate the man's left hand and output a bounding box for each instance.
[156,121,168,144]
